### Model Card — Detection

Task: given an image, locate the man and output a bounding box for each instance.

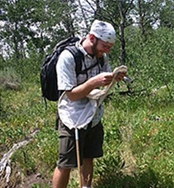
[52,20,126,188]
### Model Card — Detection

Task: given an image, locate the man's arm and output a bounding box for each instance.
[66,72,120,101]
[67,64,127,101]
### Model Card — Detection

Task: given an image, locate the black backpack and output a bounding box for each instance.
[40,36,104,102]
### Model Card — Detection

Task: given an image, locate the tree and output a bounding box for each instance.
[0,0,44,60]
[132,0,163,36]
[159,0,174,29]
[0,0,78,59]
[93,0,134,65]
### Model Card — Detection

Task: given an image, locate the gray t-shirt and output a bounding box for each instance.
[56,39,111,129]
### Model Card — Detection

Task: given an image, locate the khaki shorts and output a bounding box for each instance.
[57,121,104,168]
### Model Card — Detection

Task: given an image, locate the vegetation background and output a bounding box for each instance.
[0,0,174,187]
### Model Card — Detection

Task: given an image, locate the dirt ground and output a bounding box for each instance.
[21,173,51,188]
[0,172,51,188]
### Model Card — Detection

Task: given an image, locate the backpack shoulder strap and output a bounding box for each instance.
[65,45,105,76]
[54,37,80,52]
[65,46,84,75]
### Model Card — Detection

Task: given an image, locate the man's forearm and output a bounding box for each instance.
[66,77,97,101]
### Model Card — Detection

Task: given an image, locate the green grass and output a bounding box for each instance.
[92,91,174,188]
[0,80,174,188]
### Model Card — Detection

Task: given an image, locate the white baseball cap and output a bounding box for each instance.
[90,20,116,44]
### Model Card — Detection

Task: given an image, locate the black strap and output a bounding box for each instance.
[79,61,102,74]
[65,46,84,76]
[66,46,105,75]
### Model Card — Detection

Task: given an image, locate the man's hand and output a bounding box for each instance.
[66,65,127,101]
[115,72,127,82]
[113,65,127,82]
[93,72,114,87]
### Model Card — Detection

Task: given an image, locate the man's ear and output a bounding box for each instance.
[89,34,96,44]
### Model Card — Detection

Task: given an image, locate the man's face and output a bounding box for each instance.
[91,38,114,57]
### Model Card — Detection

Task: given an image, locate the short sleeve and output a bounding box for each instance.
[56,50,77,90]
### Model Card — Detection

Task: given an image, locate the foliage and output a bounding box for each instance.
[0,62,174,188]
[0,0,77,60]
[92,91,174,188]
[0,67,21,90]
[124,26,174,96]
[0,1,174,187]
[159,0,174,29]
[1,0,174,60]
[0,81,58,187]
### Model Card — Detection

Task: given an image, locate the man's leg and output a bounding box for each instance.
[53,121,75,188]
[52,167,71,188]
[81,158,93,187]
[81,122,104,188]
